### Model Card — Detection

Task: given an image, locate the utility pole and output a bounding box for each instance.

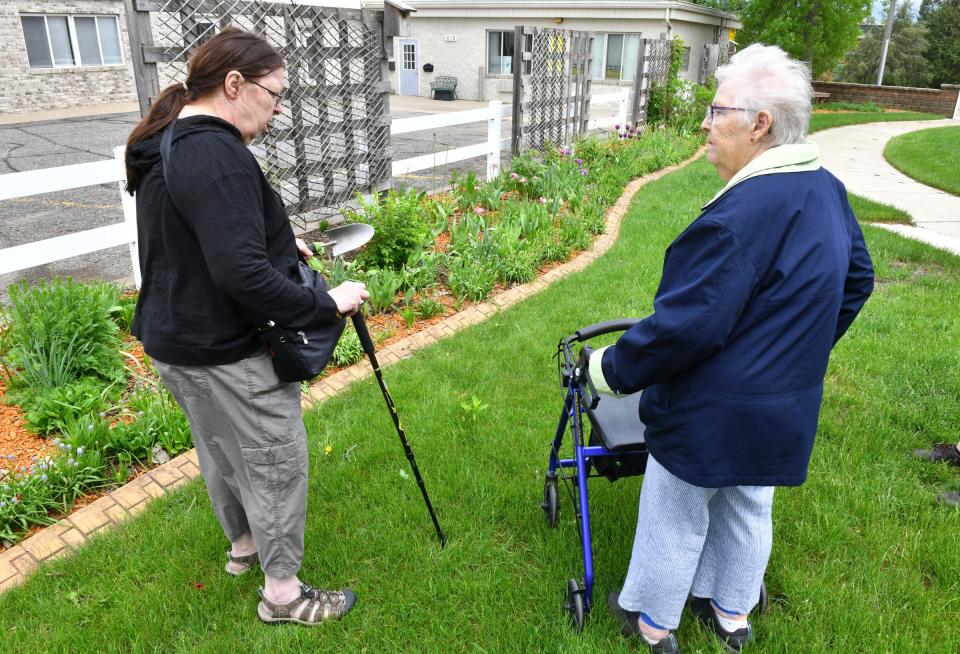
[876,0,896,85]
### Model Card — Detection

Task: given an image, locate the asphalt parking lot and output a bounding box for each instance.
[0,97,513,298]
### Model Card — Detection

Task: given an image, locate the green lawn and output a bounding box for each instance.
[809,111,940,226]
[2,156,959,653]
[884,126,960,197]
[848,193,913,224]
[809,111,942,132]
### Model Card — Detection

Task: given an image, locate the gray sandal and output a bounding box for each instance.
[225,551,259,576]
[257,583,357,625]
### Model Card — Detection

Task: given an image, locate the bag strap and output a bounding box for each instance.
[160,119,175,182]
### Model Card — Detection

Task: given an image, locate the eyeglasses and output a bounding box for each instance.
[704,104,753,124]
[247,78,285,108]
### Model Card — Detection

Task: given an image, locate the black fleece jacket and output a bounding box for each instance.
[126,115,339,366]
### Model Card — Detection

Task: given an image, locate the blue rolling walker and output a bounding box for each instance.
[542,319,768,632]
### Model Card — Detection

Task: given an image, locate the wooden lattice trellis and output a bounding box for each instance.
[510,26,595,155]
[123,0,392,230]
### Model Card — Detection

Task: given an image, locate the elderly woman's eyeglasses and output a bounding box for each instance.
[704,104,753,124]
[248,79,285,108]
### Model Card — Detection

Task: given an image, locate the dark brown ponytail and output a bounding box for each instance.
[125,27,284,193]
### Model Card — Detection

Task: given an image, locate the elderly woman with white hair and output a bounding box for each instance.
[587,44,874,652]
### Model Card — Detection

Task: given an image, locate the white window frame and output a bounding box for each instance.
[486,30,514,76]
[20,14,125,69]
[593,33,642,82]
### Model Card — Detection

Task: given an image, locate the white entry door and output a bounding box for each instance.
[399,39,419,96]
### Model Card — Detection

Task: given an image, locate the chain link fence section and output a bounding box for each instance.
[629,38,671,128]
[698,43,729,85]
[510,27,594,155]
[124,0,391,231]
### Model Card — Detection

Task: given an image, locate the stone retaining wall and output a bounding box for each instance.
[813,81,960,118]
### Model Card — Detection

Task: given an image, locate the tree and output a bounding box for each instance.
[839,4,931,87]
[738,0,873,77]
[920,0,960,86]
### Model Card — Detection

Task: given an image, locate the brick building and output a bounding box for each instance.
[0,0,138,115]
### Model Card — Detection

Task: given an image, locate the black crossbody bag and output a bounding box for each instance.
[159,120,345,382]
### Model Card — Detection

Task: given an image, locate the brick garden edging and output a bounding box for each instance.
[0,148,704,594]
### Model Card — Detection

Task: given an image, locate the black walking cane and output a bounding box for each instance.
[351,312,447,548]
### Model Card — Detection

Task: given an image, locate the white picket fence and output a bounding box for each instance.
[0,90,630,289]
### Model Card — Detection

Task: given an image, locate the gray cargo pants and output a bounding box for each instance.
[154,350,307,578]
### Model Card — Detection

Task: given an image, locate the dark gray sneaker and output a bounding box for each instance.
[607,592,681,653]
[937,491,960,506]
[912,443,960,466]
[689,597,753,652]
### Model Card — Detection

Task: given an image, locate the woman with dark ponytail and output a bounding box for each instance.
[126,27,367,626]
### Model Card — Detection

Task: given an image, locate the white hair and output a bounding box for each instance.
[714,44,812,146]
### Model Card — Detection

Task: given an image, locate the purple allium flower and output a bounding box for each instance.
[575,159,583,166]
[614,124,620,130]
[579,169,589,176]
[562,147,572,156]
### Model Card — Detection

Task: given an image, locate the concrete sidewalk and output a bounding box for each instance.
[810,119,960,256]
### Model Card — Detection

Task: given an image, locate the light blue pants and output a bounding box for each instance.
[618,455,775,629]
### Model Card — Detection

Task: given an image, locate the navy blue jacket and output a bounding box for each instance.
[600,168,874,487]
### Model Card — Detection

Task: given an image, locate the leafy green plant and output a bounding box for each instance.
[0,447,107,544]
[364,268,404,314]
[459,395,489,423]
[332,328,364,368]
[448,256,498,302]
[415,297,446,320]
[21,377,119,435]
[125,383,192,458]
[450,171,481,211]
[401,250,443,293]
[346,188,431,270]
[399,305,417,328]
[108,294,138,333]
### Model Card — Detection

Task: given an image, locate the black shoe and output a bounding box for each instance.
[937,491,960,506]
[689,597,753,652]
[607,592,681,653]
[912,443,960,466]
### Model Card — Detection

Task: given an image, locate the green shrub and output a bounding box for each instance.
[346,188,431,270]
[0,278,124,392]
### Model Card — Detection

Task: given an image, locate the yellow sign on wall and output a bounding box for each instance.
[728,29,737,42]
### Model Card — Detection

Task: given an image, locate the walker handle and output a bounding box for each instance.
[573,318,640,342]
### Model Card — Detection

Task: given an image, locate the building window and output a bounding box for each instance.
[590,34,640,82]
[402,43,416,71]
[487,30,514,75]
[680,47,691,72]
[20,14,124,69]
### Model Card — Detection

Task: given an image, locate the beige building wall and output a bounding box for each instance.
[0,0,137,115]
[392,15,732,102]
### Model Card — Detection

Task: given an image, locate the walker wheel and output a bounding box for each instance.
[563,578,586,633]
[542,475,559,528]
